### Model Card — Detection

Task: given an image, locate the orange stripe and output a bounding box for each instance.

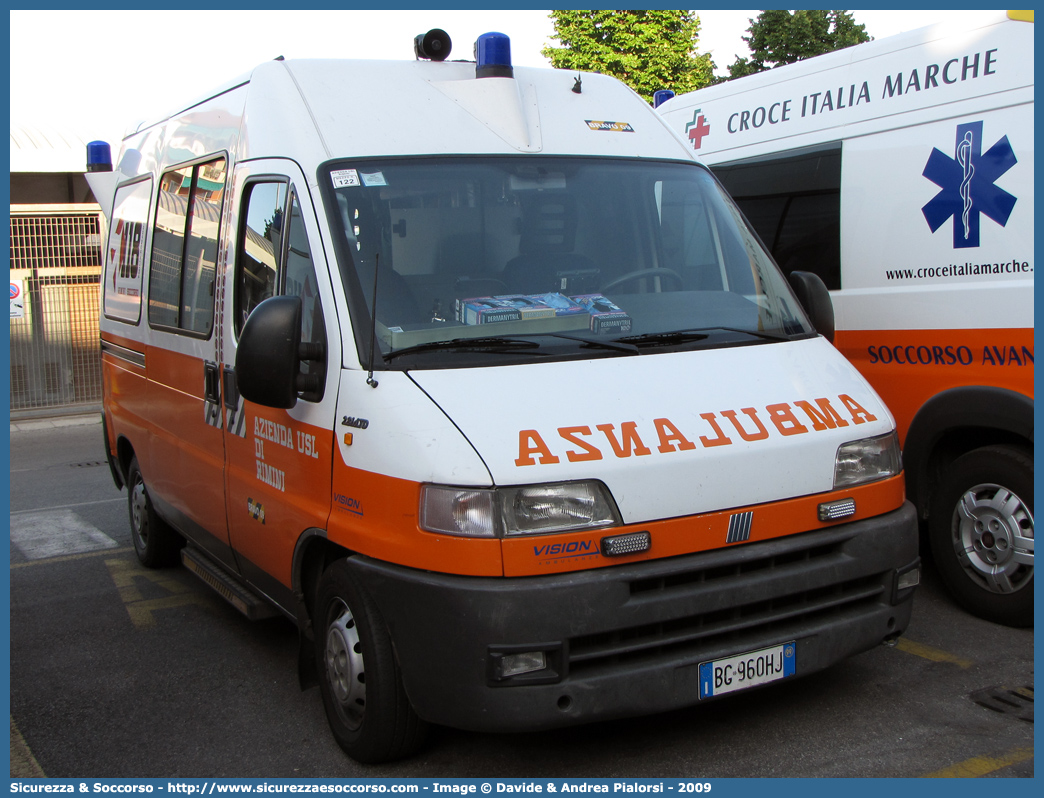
[327,464,505,577]
[834,328,1034,443]
[100,332,146,380]
[326,462,905,578]
[100,330,144,352]
[145,345,204,394]
[141,347,228,541]
[101,332,149,460]
[502,474,906,576]
[227,410,335,587]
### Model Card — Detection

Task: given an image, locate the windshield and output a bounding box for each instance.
[323,157,814,368]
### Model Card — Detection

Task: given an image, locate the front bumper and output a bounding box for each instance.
[349,501,919,732]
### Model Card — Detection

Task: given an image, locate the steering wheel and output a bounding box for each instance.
[601,268,684,294]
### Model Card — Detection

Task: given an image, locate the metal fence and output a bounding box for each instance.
[10,206,103,416]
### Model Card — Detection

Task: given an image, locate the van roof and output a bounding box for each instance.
[124,57,693,170]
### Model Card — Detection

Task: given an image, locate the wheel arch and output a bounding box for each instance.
[104,424,143,494]
[101,414,143,493]
[904,386,1034,521]
[292,530,354,689]
[292,531,354,624]
[101,413,126,490]
[115,434,137,480]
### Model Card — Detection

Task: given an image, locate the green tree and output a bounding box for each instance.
[542,10,715,102]
[727,10,871,80]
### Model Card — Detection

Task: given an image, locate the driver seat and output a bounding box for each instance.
[504,194,598,295]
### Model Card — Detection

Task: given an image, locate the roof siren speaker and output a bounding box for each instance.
[415,28,452,61]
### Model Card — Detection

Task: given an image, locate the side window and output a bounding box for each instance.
[285,192,327,398]
[713,146,841,290]
[148,157,227,334]
[104,177,153,323]
[235,181,288,334]
[235,182,327,401]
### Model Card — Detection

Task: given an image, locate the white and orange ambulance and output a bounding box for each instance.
[87,29,919,763]
[658,11,1033,628]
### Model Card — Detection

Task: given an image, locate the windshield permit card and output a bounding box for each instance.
[699,641,796,699]
[331,169,360,188]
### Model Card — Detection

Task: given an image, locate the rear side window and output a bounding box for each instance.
[713,146,841,290]
[148,157,227,335]
[104,176,153,323]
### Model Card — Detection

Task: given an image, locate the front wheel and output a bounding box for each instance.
[126,456,183,568]
[314,559,427,763]
[928,445,1033,627]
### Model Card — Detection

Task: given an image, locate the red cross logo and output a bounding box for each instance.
[686,110,711,150]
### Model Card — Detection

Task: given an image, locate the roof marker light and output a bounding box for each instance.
[86,140,112,173]
[475,32,513,78]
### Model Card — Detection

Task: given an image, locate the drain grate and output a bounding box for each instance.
[70,461,107,468]
[971,685,1034,723]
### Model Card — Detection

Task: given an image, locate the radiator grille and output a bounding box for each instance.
[568,534,888,674]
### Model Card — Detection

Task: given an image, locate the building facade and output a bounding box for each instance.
[10,124,103,416]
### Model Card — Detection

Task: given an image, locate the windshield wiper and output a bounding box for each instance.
[615,329,711,347]
[386,332,642,361]
[616,327,793,349]
[710,326,794,342]
[384,336,544,360]
[539,333,640,355]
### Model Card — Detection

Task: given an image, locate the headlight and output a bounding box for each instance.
[833,431,902,488]
[501,482,619,536]
[420,481,620,538]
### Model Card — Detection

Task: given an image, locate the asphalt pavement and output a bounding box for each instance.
[8,414,1035,779]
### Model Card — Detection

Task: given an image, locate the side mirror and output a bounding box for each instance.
[236,296,304,409]
[788,271,835,343]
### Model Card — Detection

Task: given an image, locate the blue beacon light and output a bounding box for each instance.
[475,32,513,78]
[86,140,113,172]
[653,90,676,108]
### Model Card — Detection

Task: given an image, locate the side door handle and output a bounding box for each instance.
[223,365,246,437]
[222,366,239,410]
[204,361,221,403]
[203,361,222,428]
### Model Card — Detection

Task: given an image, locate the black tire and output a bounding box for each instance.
[126,456,183,568]
[314,559,427,764]
[928,445,1033,627]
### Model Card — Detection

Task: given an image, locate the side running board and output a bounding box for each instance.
[181,546,279,620]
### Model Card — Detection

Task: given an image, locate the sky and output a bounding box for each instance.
[9,8,1003,155]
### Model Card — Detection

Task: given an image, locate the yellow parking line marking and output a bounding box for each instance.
[104,558,211,629]
[11,546,135,569]
[8,497,124,513]
[895,637,974,669]
[10,716,46,778]
[921,746,1033,778]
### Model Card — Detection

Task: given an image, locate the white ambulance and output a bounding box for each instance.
[87,29,919,763]
[658,11,1033,628]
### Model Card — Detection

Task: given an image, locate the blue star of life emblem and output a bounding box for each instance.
[921,121,1017,249]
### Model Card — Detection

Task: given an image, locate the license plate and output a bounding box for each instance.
[698,641,796,699]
